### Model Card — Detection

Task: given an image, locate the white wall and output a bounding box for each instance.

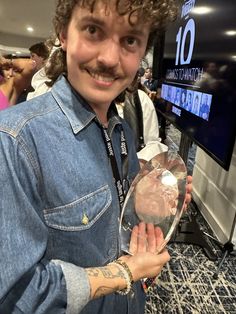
[192,140,236,247]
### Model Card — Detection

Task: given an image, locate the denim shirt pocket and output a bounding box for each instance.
[43,185,112,231]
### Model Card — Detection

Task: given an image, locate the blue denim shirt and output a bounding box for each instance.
[0,76,145,313]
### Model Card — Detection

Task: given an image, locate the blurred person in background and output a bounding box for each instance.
[143,67,158,100]
[115,71,168,164]
[0,56,36,107]
[29,41,50,72]
[0,56,14,110]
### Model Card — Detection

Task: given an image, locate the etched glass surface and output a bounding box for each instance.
[119,151,187,254]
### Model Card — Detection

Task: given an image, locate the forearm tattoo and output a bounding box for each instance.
[86,268,100,277]
[86,266,125,280]
[93,286,118,298]
[86,265,126,298]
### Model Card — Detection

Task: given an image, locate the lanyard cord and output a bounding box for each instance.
[100,125,128,212]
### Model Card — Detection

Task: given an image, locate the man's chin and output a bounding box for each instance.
[85,87,126,105]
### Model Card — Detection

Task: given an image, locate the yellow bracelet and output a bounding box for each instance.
[112,259,134,295]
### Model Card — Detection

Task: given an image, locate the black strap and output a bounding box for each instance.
[123,90,145,152]
[100,125,128,211]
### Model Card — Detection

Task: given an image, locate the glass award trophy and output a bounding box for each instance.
[119,151,187,255]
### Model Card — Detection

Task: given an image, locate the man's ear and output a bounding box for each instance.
[59,30,67,51]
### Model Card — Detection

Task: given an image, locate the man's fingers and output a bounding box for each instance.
[146,223,156,253]
[137,222,147,253]
[129,225,138,255]
[155,226,165,250]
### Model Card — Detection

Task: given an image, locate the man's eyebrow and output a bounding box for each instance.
[79,16,147,37]
[127,28,146,38]
[79,16,106,27]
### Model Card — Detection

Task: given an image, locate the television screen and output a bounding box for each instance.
[154,0,236,170]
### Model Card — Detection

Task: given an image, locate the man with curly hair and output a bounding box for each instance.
[0,1,188,313]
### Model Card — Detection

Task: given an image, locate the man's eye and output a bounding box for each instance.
[86,25,97,35]
[126,37,137,46]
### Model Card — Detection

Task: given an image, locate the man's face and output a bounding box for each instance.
[12,58,37,91]
[144,68,152,80]
[60,2,150,108]
[188,94,192,103]
[30,53,45,71]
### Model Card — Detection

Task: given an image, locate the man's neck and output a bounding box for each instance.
[92,106,109,128]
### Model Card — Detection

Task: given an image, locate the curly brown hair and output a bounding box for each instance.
[46,0,177,86]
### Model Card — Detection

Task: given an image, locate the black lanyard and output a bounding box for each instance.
[100,125,128,211]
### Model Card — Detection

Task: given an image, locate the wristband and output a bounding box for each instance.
[112,260,134,295]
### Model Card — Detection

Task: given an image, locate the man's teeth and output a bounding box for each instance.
[90,72,115,82]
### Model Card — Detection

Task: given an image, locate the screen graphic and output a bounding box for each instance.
[161,84,212,121]
[155,0,236,170]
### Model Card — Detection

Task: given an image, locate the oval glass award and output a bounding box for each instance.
[119,151,187,255]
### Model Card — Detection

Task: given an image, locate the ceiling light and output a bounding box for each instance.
[192,6,213,15]
[26,26,34,33]
[232,56,236,61]
[225,30,236,36]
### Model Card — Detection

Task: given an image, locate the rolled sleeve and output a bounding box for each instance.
[52,260,91,314]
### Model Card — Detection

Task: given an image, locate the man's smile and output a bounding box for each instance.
[84,66,120,84]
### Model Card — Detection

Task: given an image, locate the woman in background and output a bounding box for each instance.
[0,56,36,108]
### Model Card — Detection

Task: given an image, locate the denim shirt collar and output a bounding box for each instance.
[51,75,121,135]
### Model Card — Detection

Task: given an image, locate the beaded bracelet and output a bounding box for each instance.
[112,259,134,295]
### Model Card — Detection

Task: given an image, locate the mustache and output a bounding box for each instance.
[80,64,122,78]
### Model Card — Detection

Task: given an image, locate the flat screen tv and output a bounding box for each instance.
[154,0,236,170]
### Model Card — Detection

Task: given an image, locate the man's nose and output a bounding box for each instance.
[97,39,121,68]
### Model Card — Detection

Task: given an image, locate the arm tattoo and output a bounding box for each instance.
[93,285,119,298]
[100,266,125,279]
[87,266,125,280]
[86,268,100,277]
[86,265,126,298]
